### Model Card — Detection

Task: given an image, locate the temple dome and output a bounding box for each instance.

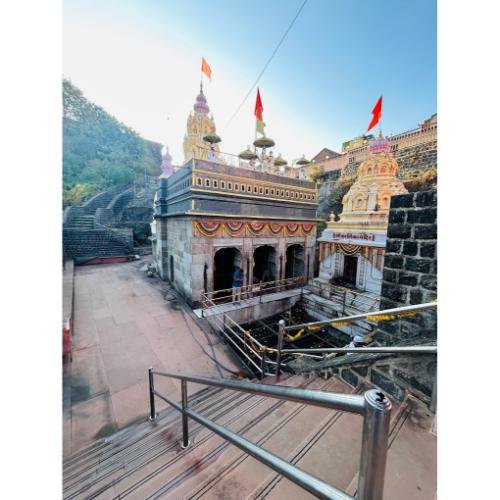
[193,87,210,114]
[329,135,408,229]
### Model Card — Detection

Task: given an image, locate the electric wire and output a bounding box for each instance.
[223,0,309,130]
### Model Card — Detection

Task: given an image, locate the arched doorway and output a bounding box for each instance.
[253,245,276,283]
[342,254,358,286]
[214,247,242,292]
[285,244,304,279]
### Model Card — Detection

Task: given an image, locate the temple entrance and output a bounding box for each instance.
[253,245,276,283]
[285,244,304,279]
[214,247,242,292]
[342,255,358,286]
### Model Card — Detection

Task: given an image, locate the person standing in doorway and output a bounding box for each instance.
[232,266,244,302]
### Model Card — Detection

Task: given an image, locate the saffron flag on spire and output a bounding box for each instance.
[255,88,265,135]
[201,57,212,81]
[367,96,383,131]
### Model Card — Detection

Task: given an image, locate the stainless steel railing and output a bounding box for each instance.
[200,275,305,309]
[148,370,391,500]
[274,302,437,376]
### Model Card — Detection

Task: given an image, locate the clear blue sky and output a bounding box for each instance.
[64,0,436,162]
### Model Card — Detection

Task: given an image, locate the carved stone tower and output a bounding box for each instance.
[183,84,220,162]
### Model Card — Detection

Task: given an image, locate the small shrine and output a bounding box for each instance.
[318,134,408,293]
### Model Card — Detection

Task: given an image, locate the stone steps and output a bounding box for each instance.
[65,215,95,230]
[62,374,436,500]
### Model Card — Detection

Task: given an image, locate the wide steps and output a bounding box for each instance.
[63,375,303,499]
[111,375,310,499]
[63,386,240,499]
[63,375,436,500]
[181,375,355,500]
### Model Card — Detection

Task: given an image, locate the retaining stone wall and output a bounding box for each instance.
[297,190,437,407]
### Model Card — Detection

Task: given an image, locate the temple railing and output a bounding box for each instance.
[194,145,306,179]
[305,280,381,313]
[200,276,305,309]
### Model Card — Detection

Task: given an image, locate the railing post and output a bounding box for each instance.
[260,351,266,380]
[276,319,285,380]
[430,367,437,413]
[148,367,156,421]
[357,389,392,500]
[181,379,190,449]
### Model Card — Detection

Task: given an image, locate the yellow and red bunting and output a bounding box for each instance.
[193,220,316,238]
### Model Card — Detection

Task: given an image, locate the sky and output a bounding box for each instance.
[63,0,437,165]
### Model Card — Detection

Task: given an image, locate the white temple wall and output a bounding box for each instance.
[357,254,382,294]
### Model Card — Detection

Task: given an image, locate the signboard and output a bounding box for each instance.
[320,229,387,247]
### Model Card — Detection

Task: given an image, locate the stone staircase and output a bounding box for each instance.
[62,374,436,499]
[62,229,134,260]
[65,215,95,231]
[63,186,136,260]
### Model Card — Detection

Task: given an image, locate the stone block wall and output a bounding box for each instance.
[376,190,437,345]
[297,190,437,408]
[164,217,193,302]
[309,353,437,405]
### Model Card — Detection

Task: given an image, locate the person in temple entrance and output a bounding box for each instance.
[232,266,244,302]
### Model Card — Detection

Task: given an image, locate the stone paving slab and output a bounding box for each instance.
[63,259,241,457]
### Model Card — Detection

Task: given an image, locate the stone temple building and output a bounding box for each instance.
[318,134,408,294]
[152,87,319,306]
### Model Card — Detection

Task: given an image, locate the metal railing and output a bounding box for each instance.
[306,280,381,314]
[194,145,306,179]
[148,369,391,500]
[201,275,305,309]
[274,302,437,376]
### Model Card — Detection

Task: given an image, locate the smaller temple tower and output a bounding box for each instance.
[183,84,220,162]
[318,134,408,294]
[159,147,174,178]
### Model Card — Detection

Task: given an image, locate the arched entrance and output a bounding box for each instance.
[214,247,242,292]
[253,245,276,283]
[342,254,358,286]
[285,244,304,279]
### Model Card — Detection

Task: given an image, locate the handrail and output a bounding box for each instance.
[148,369,391,500]
[283,301,437,332]
[201,276,304,308]
[280,346,437,354]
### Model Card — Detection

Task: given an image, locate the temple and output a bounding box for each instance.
[318,134,408,293]
[182,83,220,161]
[153,86,319,306]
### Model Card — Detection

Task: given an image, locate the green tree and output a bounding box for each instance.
[63,79,162,204]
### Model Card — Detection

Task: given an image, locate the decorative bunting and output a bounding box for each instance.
[193,220,316,238]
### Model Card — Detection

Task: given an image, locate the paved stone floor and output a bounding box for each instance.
[63,259,241,457]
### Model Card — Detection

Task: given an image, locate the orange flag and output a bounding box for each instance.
[201,57,212,81]
[367,96,382,131]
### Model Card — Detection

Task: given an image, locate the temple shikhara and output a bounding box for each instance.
[318,134,408,293]
[183,84,220,162]
[152,84,319,306]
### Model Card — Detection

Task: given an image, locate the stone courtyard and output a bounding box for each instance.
[63,259,241,457]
